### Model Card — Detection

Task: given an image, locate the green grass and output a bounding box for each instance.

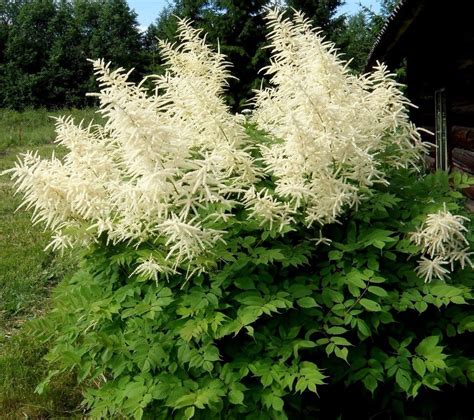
[0,108,100,326]
[0,107,102,152]
[0,331,83,418]
[0,108,100,416]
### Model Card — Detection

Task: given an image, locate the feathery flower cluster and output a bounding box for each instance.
[252,9,427,225]
[410,204,473,282]
[9,19,257,277]
[8,11,428,280]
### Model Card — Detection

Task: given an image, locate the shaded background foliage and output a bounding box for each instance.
[0,0,397,110]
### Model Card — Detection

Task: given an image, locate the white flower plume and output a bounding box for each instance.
[8,18,257,276]
[251,9,427,225]
[410,204,473,282]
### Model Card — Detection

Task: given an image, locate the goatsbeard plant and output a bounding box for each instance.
[9,11,429,278]
[8,9,474,419]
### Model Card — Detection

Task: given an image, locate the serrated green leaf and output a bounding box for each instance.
[293,340,317,357]
[348,283,361,297]
[414,301,428,313]
[363,375,378,394]
[429,284,463,298]
[347,271,366,288]
[379,311,394,324]
[451,295,466,304]
[328,250,343,260]
[184,406,195,419]
[326,342,336,355]
[272,396,284,411]
[360,298,381,312]
[368,286,388,297]
[415,336,440,357]
[367,255,379,271]
[234,277,255,290]
[288,283,312,298]
[228,389,244,405]
[462,321,474,333]
[357,318,371,336]
[261,371,273,387]
[238,306,263,325]
[174,394,196,409]
[412,357,426,377]
[331,336,352,346]
[326,326,348,335]
[335,346,349,362]
[396,369,412,392]
[134,407,144,420]
[400,336,414,348]
[235,293,264,306]
[297,296,319,308]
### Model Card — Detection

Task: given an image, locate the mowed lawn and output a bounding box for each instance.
[0,108,101,417]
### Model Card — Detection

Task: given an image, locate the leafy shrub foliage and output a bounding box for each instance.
[33,169,473,418]
[8,8,474,419]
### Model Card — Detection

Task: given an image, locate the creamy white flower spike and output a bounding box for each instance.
[410,204,473,282]
[251,9,427,225]
[131,255,176,283]
[8,18,257,278]
[415,256,450,283]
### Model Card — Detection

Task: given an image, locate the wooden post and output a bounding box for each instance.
[435,89,449,170]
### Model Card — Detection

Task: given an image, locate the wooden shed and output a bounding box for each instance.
[367,0,474,206]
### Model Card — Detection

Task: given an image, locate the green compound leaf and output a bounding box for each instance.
[334,346,349,363]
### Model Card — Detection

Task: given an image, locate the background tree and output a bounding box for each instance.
[143,0,209,75]
[286,0,345,40]
[336,0,400,73]
[367,0,398,35]
[88,0,142,75]
[144,0,265,107]
[337,11,374,73]
[43,0,85,107]
[0,0,24,58]
[144,0,271,110]
[206,0,270,109]
[1,0,57,108]
[0,0,401,109]
[0,0,143,109]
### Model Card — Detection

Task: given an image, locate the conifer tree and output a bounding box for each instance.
[286,0,344,39]
[147,0,350,109]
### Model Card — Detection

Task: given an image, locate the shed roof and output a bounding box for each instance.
[366,0,427,70]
